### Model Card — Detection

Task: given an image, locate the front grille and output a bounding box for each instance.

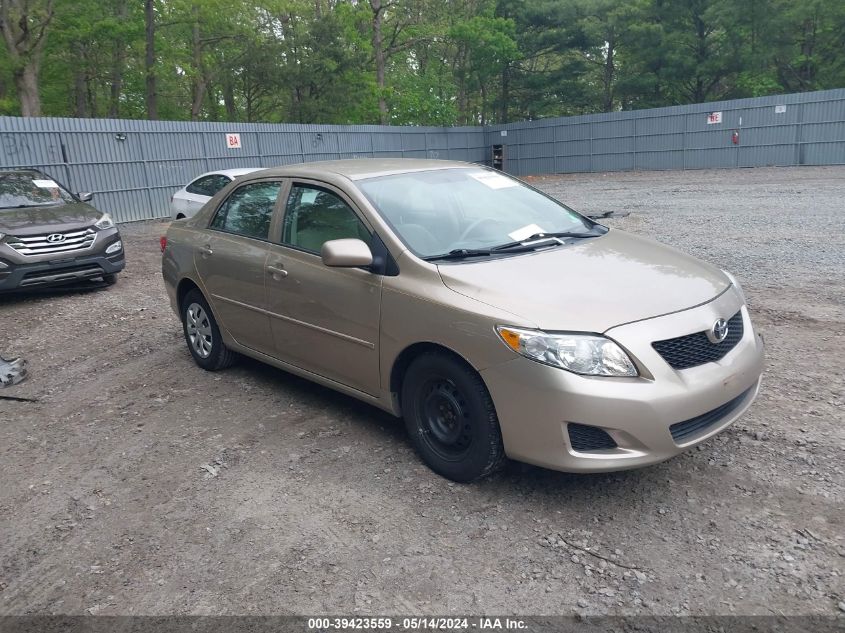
[568,423,618,451]
[669,386,753,444]
[652,311,744,370]
[7,228,96,257]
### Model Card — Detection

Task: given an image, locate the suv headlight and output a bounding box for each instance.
[496,326,638,377]
[94,213,114,230]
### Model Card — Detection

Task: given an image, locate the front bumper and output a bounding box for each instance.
[0,248,125,292]
[481,288,765,473]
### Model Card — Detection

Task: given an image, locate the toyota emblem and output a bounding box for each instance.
[708,318,729,344]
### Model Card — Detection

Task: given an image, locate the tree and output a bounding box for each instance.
[145,0,156,119]
[0,0,55,116]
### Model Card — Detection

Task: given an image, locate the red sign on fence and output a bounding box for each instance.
[226,133,242,149]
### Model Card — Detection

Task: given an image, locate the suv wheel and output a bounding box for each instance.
[181,289,237,370]
[401,352,506,482]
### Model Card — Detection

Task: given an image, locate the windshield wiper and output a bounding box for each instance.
[491,230,603,252]
[422,248,495,261]
[424,229,605,261]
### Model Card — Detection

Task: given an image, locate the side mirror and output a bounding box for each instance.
[77,192,94,202]
[321,238,373,268]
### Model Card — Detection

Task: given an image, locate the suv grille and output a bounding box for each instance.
[652,311,744,370]
[568,423,617,452]
[669,386,753,443]
[7,228,96,257]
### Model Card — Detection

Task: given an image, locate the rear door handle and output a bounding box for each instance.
[199,245,213,257]
[267,264,288,278]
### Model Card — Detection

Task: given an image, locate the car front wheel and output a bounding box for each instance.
[181,289,237,371]
[401,352,506,482]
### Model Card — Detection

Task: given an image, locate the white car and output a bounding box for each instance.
[170,168,261,219]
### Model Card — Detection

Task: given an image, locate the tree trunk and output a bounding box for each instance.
[602,35,615,112]
[1,0,55,117]
[499,64,509,124]
[73,43,88,117]
[108,0,128,117]
[14,64,41,117]
[223,80,237,120]
[145,0,158,119]
[370,0,388,125]
[190,6,207,120]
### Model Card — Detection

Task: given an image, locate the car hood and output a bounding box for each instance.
[437,229,730,332]
[0,202,101,236]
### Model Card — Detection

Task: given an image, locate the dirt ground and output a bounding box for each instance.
[1,166,843,617]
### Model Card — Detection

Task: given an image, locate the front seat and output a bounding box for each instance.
[294,192,368,252]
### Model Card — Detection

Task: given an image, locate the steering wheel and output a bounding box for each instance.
[458,217,501,243]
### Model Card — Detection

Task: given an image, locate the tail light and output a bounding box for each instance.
[160,236,167,253]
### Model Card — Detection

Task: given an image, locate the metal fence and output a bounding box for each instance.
[486,88,845,176]
[1,88,843,222]
[0,118,486,222]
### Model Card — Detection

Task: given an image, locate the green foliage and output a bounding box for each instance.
[1,0,843,123]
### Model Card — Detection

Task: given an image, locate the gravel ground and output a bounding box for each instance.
[0,166,843,617]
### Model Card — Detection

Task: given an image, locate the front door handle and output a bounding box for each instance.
[267,264,288,278]
[199,244,213,257]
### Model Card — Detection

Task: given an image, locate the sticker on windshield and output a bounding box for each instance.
[32,179,59,188]
[508,224,546,242]
[468,171,518,189]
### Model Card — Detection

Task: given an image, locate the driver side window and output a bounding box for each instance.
[281,185,370,254]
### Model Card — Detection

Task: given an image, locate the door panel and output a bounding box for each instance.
[194,233,271,352]
[193,179,284,354]
[266,183,382,395]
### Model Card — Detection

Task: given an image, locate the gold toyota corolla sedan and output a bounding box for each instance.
[162,159,764,482]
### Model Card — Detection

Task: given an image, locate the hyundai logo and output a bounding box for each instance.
[46,233,66,243]
[707,318,729,344]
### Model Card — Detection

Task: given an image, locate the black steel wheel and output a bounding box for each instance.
[402,351,505,482]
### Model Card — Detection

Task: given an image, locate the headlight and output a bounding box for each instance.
[496,326,638,377]
[722,269,745,302]
[94,213,114,230]
[105,240,122,254]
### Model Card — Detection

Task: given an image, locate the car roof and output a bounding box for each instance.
[244,159,481,181]
[193,168,262,180]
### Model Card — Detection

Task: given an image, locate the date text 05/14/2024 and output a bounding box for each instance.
[307,617,527,630]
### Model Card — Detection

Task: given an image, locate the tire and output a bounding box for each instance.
[401,351,506,482]
[102,273,118,285]
[181,289,238,371]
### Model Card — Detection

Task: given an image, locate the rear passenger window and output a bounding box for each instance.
[187,174,230,196]
[210,181,281,240]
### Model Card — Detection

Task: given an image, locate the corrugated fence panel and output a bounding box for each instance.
[1,88,844,222]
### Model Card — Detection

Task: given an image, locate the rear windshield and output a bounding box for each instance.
[0,171,76,209]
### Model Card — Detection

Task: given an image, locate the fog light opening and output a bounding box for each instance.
[105,240,123,255]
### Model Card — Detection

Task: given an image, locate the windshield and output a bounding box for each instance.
[356,168,597,259]
[0,171,76,209]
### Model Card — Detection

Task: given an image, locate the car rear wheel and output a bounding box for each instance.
[181,289,237,371]
[401,352,506,482]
